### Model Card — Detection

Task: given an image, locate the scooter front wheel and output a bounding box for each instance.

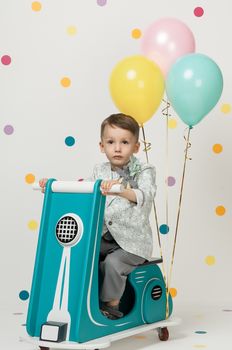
[157,327,169,341]
[39,347,50,350]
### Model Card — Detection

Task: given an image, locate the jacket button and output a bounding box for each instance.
[108,221,112,226]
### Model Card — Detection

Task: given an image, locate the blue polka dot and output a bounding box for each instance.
[19,290,29,301]
[65,136,75,147]
[159,224,169,234]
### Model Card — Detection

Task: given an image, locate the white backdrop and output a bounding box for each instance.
[0,0,231,315]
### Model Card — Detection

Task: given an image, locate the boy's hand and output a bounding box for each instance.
[39,178,48,193]
[100,180,121,196]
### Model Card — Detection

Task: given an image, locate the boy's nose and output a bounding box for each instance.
[114,143,121,152]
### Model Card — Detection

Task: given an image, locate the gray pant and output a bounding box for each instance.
[100,232,145,302]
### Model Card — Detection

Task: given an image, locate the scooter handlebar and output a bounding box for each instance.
[32,181,124,193]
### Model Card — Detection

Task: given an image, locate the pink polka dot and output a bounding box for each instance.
[167,176,176,187]
[1,55,12,65]
[194,7,204,17]
[97,0,107,6]
[3,125,14,135]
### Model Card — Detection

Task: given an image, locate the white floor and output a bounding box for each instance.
[2,302,232,350]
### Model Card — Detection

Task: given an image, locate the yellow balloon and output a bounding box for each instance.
[109,55,165,125]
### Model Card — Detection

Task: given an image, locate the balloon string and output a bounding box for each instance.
[140,126,151,158]
[141,125,168,316]
[167,126,193,308]
[162,99,171,227]
[161,98,172,117]
[161,98,172,318]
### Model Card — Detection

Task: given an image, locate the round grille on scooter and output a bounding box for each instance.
[55,214,83,247]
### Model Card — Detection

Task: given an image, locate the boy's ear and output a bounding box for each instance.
[99,141,105,153]
[134,141,140,154]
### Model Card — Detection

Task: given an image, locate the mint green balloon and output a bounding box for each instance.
[166,53,223,126]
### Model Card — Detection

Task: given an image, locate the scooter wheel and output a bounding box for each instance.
[39,347,50,350]
[158,327,169,341]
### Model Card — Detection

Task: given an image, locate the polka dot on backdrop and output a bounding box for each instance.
[1,55,11,65]
[169,287,177,298]
[25,173,35,184]
[31,1,42,12]
[205,255,216,266]
[65,136,75,147]
[28,220,38,230]
[133,335,146,340]
[60,77,71,88]
[212,143,223,154]
[221,103,231,114]
[3,124,14,135]
[19,290,29,301]
[168,118,178,129]
[67,26,77,36]
[194,7,204,17]
[97,0,107,6]
[166,176,176,187]
[159,224,169,234]
[215,205,226,216]
[131,28,142,39]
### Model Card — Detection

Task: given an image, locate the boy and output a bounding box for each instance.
[91,113,156,319]
[39,113,156,320]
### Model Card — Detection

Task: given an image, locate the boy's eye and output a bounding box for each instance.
[122,140,129,144]
[107,140,114,144]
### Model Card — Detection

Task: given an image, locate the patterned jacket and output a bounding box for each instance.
[91,156,157,260]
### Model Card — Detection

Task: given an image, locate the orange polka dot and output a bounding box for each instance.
[25,173,35,184]
[134,335,146,339]
[212,144,223,154]
[60,77,71,87]
[131,28,142,39]
[169,287,177,298]
[31,1,42,11]
[215,205,226,216]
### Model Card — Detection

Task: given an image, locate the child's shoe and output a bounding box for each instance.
[101,304,124,320]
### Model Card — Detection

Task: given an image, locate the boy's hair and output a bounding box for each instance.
[101,113,140,141]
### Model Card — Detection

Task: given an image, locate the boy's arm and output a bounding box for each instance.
[101,179,136,203]
[118,188,137,203]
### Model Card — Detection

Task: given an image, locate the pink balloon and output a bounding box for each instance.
[141,18,195,76]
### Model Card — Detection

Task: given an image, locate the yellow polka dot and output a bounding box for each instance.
[67,26,77,36]
[168,118,177,129]
[131,28,142,39]
[25,173,35,184]
[60,77,71,87]
[169,287,177,298]
[215,205,226,216]
[221,103,231,114]
[31,1,42,11]
[212,143,223,154]
[193,345,207,349]
[28,220,38,230]
[205,255,216,265]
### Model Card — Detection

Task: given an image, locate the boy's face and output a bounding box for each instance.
[99,124,140,169]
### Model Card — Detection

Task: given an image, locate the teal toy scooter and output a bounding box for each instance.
[23,180,180,349]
